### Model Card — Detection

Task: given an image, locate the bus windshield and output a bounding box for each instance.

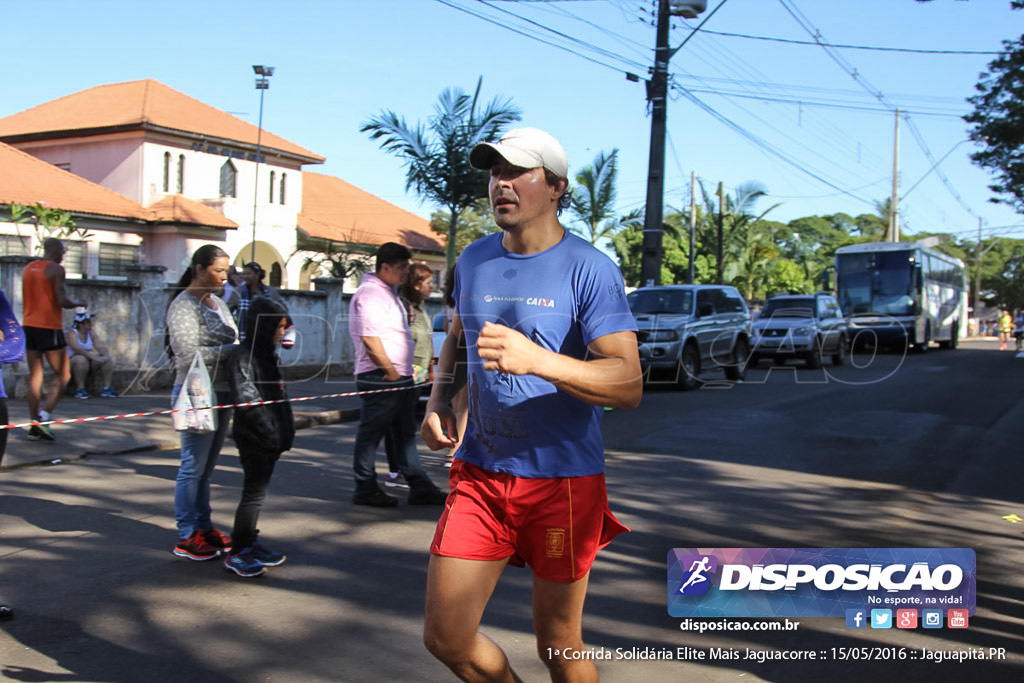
[837,251,916,316]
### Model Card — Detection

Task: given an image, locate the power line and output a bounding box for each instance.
[693,28,1002,55]
[775,0,981,220]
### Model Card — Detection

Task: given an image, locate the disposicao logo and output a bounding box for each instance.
[667,548,976,619]
[676,555,718,596]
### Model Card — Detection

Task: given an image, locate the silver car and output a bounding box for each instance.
[751,293,848,369]
[628,285,752,390]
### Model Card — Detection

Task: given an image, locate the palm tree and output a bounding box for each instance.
[361,77,521,268]
[568,149,626,245]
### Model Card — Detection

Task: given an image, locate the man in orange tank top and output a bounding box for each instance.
[22,238,86,441]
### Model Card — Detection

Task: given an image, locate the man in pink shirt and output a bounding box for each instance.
[349,242,447,507]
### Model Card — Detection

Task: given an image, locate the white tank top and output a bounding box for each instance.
[70,330,93,356]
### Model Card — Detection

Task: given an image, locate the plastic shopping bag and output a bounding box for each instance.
[172,353,217,434]
[0,291,25,364]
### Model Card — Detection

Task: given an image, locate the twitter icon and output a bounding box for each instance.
[870,609,892,629]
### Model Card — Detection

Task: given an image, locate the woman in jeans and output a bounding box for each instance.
[165,245,237,561]
[1,288,24,619]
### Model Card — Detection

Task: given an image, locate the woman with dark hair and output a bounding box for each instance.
[400,263,434,383]
[165,245,238,561]
[223,296,294,577]
[235,261,285,342]
[0,288,23,619]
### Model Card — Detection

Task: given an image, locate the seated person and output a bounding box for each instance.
[67,309,116,398]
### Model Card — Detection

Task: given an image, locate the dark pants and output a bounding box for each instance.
[0,399,7,467]
[352,371,435,494]
[230,446,280,552]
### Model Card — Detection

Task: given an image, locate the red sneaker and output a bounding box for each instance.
[173,531,221,561]
[202,527,232,553]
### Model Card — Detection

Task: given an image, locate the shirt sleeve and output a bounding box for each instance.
[577,258,637,345]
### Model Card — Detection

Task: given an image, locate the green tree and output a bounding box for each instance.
[429,198,499,256]
[568,149,628,245]
[964,29,1024,214]
[698,180,780,289]
[361,78,521,269]
[611,215,692,287]
[9,202,92,253]
[296,227,377,294]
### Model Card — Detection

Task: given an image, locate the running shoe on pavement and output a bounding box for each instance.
[173,531,221,561]
[250,539,286,567]
[223,549,265,577]
[202,527,232,553]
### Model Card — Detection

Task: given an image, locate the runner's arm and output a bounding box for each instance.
[475,321,642,409]
[421,314,467,450]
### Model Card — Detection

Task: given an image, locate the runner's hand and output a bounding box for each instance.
[476,321,535,375]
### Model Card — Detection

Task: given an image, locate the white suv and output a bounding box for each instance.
[751,293,848,368]
[628,285,752,390]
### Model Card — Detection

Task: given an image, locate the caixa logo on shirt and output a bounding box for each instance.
[526,297,556,308]
[667,548,976,618]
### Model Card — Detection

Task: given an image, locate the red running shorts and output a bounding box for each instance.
[430,459,630,582]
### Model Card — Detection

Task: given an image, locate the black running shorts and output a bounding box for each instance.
[23,326,67,352]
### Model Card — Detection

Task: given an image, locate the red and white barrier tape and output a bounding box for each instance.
[2,382,429,431]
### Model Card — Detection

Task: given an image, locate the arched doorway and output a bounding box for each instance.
[234,241,287,289]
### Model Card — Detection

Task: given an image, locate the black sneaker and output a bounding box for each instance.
[353,489,399,507]
[27,422,55,442]
[408,486,449,506]
[0,603,12,621]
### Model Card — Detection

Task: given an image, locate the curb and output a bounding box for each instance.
[1,408,360,471]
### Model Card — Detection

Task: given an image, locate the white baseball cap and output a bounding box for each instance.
[470,127,568,179]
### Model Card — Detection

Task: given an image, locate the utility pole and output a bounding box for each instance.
[639,0,707,287]
[888,108,900,243]
[688,170,696,284]
[716,181,725,284]
[974,217,999,320]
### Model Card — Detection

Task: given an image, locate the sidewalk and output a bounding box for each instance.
[0,375,364,471]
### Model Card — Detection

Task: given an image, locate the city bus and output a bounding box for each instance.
[834,241,968,352]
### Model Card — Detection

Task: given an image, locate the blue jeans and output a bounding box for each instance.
[352,371,434,494]
[172,385,233,539]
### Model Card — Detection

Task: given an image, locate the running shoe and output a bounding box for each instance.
[75,388,91,399]
[27,419,55,442]
[100,386,118,398]
[173,531,221,561]
[250,539,286,567]
[384,471,410,489]
[223,549,265,577]
[202,527,232,553]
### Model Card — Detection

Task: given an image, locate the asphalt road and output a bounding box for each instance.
[0,338,1021,682]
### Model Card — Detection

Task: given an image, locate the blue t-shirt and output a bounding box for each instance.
[454,231,636,478]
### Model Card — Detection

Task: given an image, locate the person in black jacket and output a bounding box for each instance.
[223,296,295,578]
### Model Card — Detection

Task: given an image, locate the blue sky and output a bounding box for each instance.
[5,0,1023,244]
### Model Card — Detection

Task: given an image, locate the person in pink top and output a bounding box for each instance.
[348,242,447,508]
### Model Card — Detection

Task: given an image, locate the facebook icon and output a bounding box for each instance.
[845,609,867,629]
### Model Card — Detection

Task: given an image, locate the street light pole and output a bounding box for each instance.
[251,65,274,264]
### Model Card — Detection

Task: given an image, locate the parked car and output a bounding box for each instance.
[750,293,848,369]
[432,312,447,363]
[627,284,752,390]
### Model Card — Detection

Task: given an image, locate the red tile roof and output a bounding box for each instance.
[147,194,237,229]
[299,172,444,253]
[0,141,150,221]
[0,80,324,164]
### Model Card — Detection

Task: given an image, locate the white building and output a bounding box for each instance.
[0,79,445,287]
